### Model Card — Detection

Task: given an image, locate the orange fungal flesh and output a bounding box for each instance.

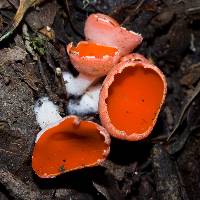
[106,65,164,134]
[70,42,117,58]
[32,118,108,177]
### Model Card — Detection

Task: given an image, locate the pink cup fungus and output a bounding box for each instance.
[32,115,110,178]
[65,14,143,96]
[65,41,120,96]
[67,41,120,77]
[84,13,143,56]
[99,58,167,141]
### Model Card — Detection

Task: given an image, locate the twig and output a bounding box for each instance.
[0,0,43,43]
[37,57,52,95]
[167,80,200,141]
[65,0,84,39]
[167,126,191,154]
[121,0,146,25]
[0,168,39,200]
[186,6,200,14]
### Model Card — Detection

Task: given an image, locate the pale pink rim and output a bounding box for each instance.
[99,61,167,141]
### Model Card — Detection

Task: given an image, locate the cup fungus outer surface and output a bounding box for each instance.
[120,53,150,63]
[67,41,120,77]
[99,60,167,141]
[32,115,110,178]
[84,13,143,56]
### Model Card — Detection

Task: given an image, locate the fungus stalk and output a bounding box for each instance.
[67,84,101,115]
[63,71,97,96]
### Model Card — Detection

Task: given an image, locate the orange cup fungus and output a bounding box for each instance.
[66,13,143,93]
[84,13,143,56]
[99,56,167,141]
[32,115,110,178]
[67,41,120,77]
[32,11,167,179]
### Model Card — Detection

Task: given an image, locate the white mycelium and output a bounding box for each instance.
[63,72,96,96]
[34,97,62,129]
[67,85,101,115]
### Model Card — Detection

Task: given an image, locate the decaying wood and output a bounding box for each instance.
[0,168,39,200]
[151,144,188,200]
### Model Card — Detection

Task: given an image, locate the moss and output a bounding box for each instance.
[30,35,46,56]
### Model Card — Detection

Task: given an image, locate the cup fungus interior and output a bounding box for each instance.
[70,42,117,58]
[32,117,108,178]
[106,64,164,135]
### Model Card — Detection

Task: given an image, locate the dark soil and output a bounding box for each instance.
[0,0,200,199]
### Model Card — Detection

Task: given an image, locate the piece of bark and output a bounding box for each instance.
[0,168,39,200]
[0,0,10,9]
[25,0,59,31]
[0,56,56,199]
[151,144,188,200]
[0,46,27,66]
[177,136,200,200]
[0,60,38,173]
[0,64,37,134]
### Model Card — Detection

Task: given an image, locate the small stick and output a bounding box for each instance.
[65,0,84,39]
[0,0,43,43]
[167,80,200,141]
